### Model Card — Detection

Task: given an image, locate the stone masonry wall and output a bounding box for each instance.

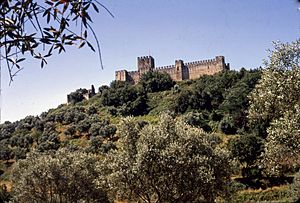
[115,56,229,84]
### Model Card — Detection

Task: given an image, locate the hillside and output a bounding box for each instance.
[0,67,298,202]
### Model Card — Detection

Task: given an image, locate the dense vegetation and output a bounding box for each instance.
[1,40,300,202]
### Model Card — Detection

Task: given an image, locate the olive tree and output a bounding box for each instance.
[100,114,233,203]
[1,0,113,82]
[263,106,300,175]
[248,40,300,135]
[11,149,109,203]
[248,39,300,175]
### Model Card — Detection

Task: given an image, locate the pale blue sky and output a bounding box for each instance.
[1,0,300,122]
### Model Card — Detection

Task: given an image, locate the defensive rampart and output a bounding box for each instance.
[115,55,229,84]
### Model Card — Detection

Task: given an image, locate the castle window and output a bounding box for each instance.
[207,66,209,69]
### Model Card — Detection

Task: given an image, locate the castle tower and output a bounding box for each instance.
[138,56,155,75]
[215,56,230,71]
[175,60,184,81]
[115,70,127,81]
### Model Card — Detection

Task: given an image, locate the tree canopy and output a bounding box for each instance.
[11,149,110,203]
[102,114,233,203]
[248,39,300,175]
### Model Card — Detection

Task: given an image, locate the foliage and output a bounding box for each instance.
[218,115,237,135]
[248,39,300,137]
[262,106,300,176]
[13,147,28,160]
[101,83,138,107]
[64,124,76,136]
[248,39,300,175]
[76,118,91,133]
[89,136,104,152]
[0,122,15,141]
[229,135,264,178]
[288,171,300,202]
[0,145,14,162]
[67,88,89,104]
[0,184,11,203]
[173,89,193,113]
[182,111,212,132]
[0,0,112,81]
[118,94,149,116]
[139,71,175,93]
[101,83,149,116]
[36,131,60,152]
[230,186,291,203]
[172,69,261,134]
[102,114,233,203]
[99,124,116,138]
[87,105,98,115]
[11,149,110,203]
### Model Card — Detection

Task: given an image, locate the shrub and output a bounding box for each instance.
[76,119,91,134]
[99,125,117,138]
[183,111,212,132]
[103,115,233,202]
[219,115,237,134]
[0,145,14,162]
[11,149,110,203]
[37,132,60,152]
[67,88,88,104]
[229,135,264,170]
[89,123,101,137]
[139,71,175,93]
[64,125,76,136]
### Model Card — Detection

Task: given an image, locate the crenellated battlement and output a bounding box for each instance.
[155,65,175,70]
[137,56,153,60]
[184,58,217,66]
[115,55,229,84]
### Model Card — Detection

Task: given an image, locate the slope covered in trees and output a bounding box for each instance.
[1,39,300,202]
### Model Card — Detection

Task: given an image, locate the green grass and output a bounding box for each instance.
[230,186,293,203]
[147,90,176,115]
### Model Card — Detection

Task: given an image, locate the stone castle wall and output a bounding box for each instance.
[115,55,229,84]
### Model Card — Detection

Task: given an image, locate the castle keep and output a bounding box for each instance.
[115,56,230,84]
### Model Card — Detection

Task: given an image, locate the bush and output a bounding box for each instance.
[118,95,149,116]
[229,135,264,169]
[87,106,97,115]
[173,90,192,113]
[219,115,237,134]
[183,111,212,132]
[0,122,15,141]
[104,115,233,202]
[101,84,138,107]
[64,125,76,136]
[67,88,88,104]
[89,123,101,137]
[76,119,91,134]
[139,71,175,93]
[99,125,117,138]
[11,149,110,203]
[0,145,14,162]
[37,132,60,152]
[14,147,28,160]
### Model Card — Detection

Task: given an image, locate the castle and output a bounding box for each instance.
[115,55,230,84]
